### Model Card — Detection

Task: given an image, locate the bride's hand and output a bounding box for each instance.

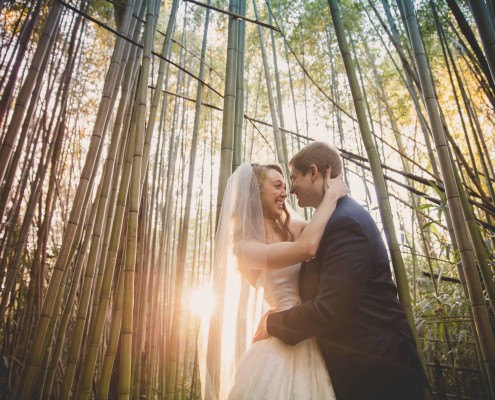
[323,168,348,200]
[253,310,274,343]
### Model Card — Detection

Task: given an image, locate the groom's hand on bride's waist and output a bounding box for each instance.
[253,310,274,343]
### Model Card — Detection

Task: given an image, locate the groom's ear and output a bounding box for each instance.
[309,164,319,181]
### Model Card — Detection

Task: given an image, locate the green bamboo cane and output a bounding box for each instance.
[370,1,493,341]
[88,39,144,335]
[215,0,240,223]
[464,94,495,193]
[431,3,495,313]
[142,175,161,399]
[327,0,429,385]
[400,0,495,395]
[40,6,141,395]
[138,117,160,400]
[165,2,211,393]
[322,19,345,152]
[166,56,193,399]
[98,247,127,400]
[161,98,182,398]
[77,4,148,395]
[157,145,171,397]
[298,27,309,139]
[171,4,211,394]
[7,130,55,393]
[146,67,171,400]
[162,24,189,397]
[0,122,57,319]
[132,181,149,398]
[402,0,495,262]
[0,0,42,126]
[10,122,49,379]
[207,1,240,397]
[77,92,138,400]
[0,11,75,318]
[7,24,87,384]
[252,0,288,176]
[140,0,177,183]
[97,87,141,400]
[131,1,162,386]
[373,2,493,388]
[468,0,495,86]
[0,2,62,186]
[0,14,49,223]
[60,46,136,399]
[366,39,440,280]
[277,8,301,146]
[18,1,138,396]
[432,2,495,205]
[42,177,102,398]
[183,174,207,398]
[374,0,490,310]
[376,55,462,391]
[267,0,289,168]
[171,177,188,399]
[445,0,495,98]
[25,132,106,395]
[233,0,246,171]
[119,0,156,397]
[371,0,440,178]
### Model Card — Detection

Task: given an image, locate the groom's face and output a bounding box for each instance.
[289,167,318,208]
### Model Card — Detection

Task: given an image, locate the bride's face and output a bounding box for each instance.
[259,168,288,220]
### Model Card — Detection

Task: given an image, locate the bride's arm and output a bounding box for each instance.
[236,171,347,270]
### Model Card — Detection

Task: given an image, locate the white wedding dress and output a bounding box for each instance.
[227,264,336,400]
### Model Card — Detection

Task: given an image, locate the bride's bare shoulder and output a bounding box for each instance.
[289,217,307,239]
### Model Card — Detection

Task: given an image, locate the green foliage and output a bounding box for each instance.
[89,0,116,26]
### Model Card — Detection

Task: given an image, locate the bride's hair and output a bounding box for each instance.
[251,163,293,242]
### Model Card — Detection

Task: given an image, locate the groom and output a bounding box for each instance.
[254,141,426,400]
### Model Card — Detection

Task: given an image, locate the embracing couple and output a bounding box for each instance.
[200,141,426,400]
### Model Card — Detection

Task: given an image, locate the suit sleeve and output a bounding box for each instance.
[267,215,372,345]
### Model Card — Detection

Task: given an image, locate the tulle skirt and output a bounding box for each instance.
[227,337,336,400]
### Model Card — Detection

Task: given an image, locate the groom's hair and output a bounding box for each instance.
[289,141,342,178]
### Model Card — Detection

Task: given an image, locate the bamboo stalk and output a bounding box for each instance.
[327,0,429,387]
[77,15,146,399]
[467,0,495,86]
[233,0,246,170]
[215,0,240,223]
[252,0,288,175]
[400,0,495,395]
[119,0,156,397]
[0,2,62,186]
[17,0,138,395]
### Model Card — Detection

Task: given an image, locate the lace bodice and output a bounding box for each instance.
[261,264,301,311]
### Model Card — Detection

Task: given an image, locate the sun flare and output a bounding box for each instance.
[188,286,216,317]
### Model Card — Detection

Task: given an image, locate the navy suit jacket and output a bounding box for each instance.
[267,196,424,400]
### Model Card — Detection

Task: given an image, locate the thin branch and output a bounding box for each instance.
[183,0,280,32]
[55,0,224,98]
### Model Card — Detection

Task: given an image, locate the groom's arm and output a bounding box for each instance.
[266,215,372,346]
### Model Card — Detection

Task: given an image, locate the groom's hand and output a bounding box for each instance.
[253,310,274,343]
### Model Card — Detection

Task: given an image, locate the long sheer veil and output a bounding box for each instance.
[198,163,268,400]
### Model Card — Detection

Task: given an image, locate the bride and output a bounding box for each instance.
[199,162,346,399]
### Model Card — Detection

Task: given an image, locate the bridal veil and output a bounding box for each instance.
[198,163,268,400]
